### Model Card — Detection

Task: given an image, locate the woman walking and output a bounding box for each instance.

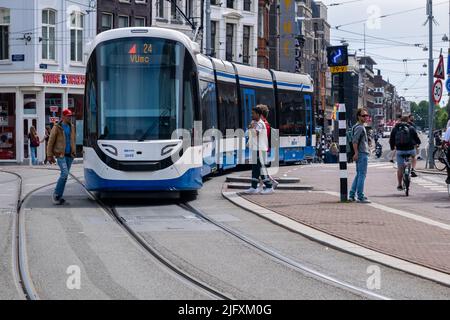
[42,126,51,164]
[28,126,40,165]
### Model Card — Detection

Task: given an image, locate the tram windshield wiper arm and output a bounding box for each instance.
[137,108,171,142]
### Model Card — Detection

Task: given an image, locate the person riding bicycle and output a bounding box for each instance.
[389,115,421,191]
[444,120,450,184]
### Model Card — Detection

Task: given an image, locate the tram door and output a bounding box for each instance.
[242,89,256,127]
[304,95,313,147]
[23,118,37,164]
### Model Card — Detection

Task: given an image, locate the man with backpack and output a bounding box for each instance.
[348,108,371,203]
[389,115,421,191]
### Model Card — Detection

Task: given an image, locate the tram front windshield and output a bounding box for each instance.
[95,37,186,140]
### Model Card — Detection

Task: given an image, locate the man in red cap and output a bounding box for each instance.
[47,109,76,205]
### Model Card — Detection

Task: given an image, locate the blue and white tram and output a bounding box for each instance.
[83,27,314,192]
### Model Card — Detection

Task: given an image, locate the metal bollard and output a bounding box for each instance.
[338,104,348,202]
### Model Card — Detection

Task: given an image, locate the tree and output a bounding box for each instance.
[410,100,447,130]
[410,100,428,128]
[435,107,448,130]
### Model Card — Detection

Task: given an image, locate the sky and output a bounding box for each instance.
[324,0,450,105]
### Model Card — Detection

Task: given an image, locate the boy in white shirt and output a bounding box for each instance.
[244,107,273,194]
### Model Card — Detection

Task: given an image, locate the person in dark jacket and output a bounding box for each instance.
[390,116,421,191]
[46,109,76,205]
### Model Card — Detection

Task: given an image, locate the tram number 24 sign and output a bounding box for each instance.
[432,79,443,104]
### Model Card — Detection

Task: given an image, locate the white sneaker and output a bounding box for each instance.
[243,187,260,194]
[272,180,279,189]
[260,187,274,195]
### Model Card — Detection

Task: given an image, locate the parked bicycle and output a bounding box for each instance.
[433,144,450,171]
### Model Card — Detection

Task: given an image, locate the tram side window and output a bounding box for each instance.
[84,57,98,144]
[183,55,200,131]
[217,80,239,135]
[255,87,276,128]
[277,90,305,136]
[199,79,217,131]
[241,86,276,128]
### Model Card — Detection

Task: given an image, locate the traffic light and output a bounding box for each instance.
[327,46,349,67]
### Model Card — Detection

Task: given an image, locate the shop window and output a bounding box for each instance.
[68,94,84,157]
[0,93,15,160]
[45,93,62,126]
[23,94,37,115]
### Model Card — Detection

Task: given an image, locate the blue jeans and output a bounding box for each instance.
[54,156,74,198]
[30,146,38,165]
[350,153,368,200]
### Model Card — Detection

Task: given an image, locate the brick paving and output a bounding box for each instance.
[241,191,450,274]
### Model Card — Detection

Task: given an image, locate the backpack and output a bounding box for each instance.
[29,134,40,147]
[346,124,361,163]
[395,124,413,148]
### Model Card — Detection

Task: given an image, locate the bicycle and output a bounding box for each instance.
[433,145,449,171]
[401,154,413,197]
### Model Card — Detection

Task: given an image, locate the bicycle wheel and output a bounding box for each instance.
[403,170,410,196]
[433,148,447,171]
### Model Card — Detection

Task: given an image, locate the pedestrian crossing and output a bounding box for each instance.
[413,176,449,193]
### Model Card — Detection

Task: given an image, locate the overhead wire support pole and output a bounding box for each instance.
[427,0,435,169]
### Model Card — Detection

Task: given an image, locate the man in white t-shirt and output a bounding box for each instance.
[444,120,450,184]
[244,107,273,194]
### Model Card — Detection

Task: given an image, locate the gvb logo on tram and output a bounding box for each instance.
[82,27,314,193]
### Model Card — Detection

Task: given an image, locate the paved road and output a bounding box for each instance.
[1,164,449,299]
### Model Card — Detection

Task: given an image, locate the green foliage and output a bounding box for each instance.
[411,100,449,130]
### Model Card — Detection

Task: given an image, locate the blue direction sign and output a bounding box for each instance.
[12,54,24,62]
[446,78,450,93]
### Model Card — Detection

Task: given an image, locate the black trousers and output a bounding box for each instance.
[251,158,272,189]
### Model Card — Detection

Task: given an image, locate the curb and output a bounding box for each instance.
[222,189,450,287]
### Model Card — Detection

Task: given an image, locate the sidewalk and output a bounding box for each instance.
[224,185,450,276]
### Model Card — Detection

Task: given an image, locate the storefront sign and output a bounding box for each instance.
[42,73,85,86]
[49,106,59,113]
[49,117,60,123]
[39,64,48,69]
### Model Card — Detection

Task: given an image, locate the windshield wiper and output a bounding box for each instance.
[137,108,171,142]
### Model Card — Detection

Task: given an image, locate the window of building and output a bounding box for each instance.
[257,6,264,38]
[134,17,146,27]
[0,93,16,160]
[186,0,194,19]
[118,15,129,28]
[118,0,131,3]
[226,23,234,62]
[156,0,165,18]
[42,9,56,60]
[210,0,219,5]
[210,21,217,57]
[101,13,113,32]
[70,12,84,62]
[243,0,251,11]
[227,0,235,9]
[242,26,251,65]
[0,8,10,61]
[171,0,181,21]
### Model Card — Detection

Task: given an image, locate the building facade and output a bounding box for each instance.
[152,0,201,40]
[0,0,96,163]
[97,0,152,34]
[206,1,258,66]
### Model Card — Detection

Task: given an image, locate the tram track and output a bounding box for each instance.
[3,166,390,300]
[179,202,392,300]
[67,173,232,300]
[0,169,52,300]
